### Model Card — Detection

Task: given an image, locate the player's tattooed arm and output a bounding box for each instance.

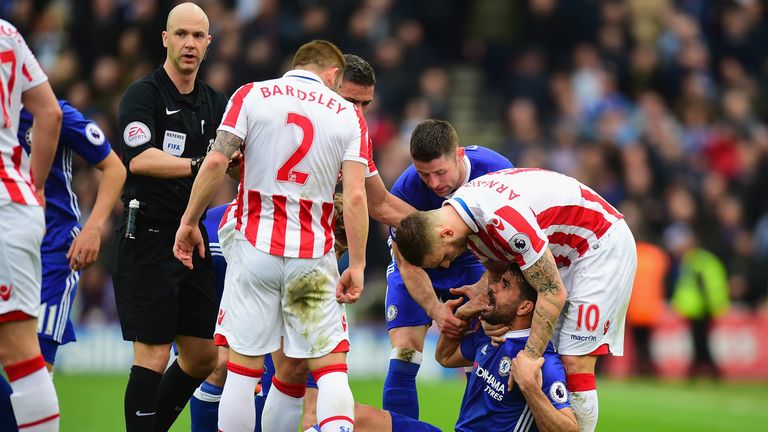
[521,249,568,358]
[210,130,244,160]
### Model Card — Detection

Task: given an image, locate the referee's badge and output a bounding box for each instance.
[162,130,186,156]
[124,121,151,147]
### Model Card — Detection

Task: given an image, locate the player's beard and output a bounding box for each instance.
[481,288,515,325]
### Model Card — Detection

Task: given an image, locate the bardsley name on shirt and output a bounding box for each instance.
[259,84,348,115]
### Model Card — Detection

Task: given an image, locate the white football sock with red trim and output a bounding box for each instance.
[313,364,354,432]
[218,361,262,431]
[567,373,599,432]
[5,355,59,431]
[261,376,304,432]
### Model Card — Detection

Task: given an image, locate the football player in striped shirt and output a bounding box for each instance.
[395,168,637,432]
[0,18,62,432]
[0,99,125,430]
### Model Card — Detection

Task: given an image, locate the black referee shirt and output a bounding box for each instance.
[117,67,227,222]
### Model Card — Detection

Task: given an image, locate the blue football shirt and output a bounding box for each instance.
[455,329,570,432]
[17,100,111,255]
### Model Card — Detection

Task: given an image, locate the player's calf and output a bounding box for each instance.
[4,355,60,432]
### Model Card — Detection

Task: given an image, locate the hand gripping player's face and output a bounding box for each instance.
[163,3,211,75]
[413,147,466,197]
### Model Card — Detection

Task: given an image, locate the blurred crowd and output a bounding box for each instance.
[3,0,767,369]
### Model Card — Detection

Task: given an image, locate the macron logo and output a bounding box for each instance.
[0,284,11,301]
[165,107,181,115]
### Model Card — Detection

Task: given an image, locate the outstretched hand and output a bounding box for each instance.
[173,223,205,270]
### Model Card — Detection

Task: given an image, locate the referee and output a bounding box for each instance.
[109,3,227,431]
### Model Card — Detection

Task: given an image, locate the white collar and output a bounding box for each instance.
[282,70,323,84]
[444,151,471,199]
[503,328,531,339]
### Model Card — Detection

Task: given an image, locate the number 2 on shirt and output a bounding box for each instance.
[277,112,314,185]
[0,49,17,128]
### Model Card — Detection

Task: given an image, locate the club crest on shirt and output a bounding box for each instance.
[549,381,568,404]
[499,356,512,377]
[24,128,32,146]
[85,122,106,145]
[386,305,398,321]
[511,233,531,254]
[124,121,151,147]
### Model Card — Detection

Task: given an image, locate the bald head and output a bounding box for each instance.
[162,2,211,81]
[166,2,209,33]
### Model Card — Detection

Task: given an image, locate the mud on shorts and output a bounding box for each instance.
[215,239,349,359]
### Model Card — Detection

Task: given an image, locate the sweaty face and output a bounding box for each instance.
[481,270,525,325]
[413,152,464,197]
[338,81,375,114]
[164,14,210,75]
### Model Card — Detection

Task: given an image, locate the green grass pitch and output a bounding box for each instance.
[53,375,768,431]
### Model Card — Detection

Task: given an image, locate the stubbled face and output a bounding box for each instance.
[338,81,375,114]
[413,151,464,197]
[421,236,467,269]
[482,270,527,325]
[163,12,210,75]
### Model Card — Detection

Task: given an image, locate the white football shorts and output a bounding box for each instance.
[553,219,637,356]
[0,203,45,320]
[215,238,349,359]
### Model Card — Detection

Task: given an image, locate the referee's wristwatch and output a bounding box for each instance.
[190,156,205,177]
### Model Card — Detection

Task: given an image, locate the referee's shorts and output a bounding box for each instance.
[110,217,216,344]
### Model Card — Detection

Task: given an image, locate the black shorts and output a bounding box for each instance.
[110,218,216,344]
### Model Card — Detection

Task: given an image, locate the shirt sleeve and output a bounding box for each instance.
[365,137,378,178]
[484,202,548,270]
[60,104,111,165]
[459,331,486,362]
[117,81,158,163]
[218,83,254,140]
[17,34,47,91]
[541,351,571,410]
[342,105,369,166]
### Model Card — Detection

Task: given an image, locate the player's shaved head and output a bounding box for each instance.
[166,2,209,33]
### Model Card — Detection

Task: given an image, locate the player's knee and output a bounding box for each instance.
[388,326,427,352]
[133,343,172,372]
[560,354,597,375]
[278,358,311,384]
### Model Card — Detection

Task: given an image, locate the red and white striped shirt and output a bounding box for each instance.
[0,20,48,207]
[446,168,623,270]
[218,70,368,258]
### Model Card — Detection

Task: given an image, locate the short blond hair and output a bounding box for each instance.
[292,40,345,71]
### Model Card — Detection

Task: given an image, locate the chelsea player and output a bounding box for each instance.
[354,265,577,432]
[0,100,126,430]
[383,119,512,418]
